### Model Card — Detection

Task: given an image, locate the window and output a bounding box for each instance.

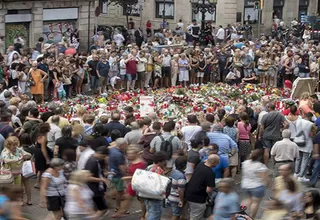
[273,0,284,19]
[155,0,174,19]
[123,3,142,17]
[99,0,108,14]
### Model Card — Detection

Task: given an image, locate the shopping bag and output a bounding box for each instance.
[22,160,36,178]
[131,169,170,200]
[0,160,13,184]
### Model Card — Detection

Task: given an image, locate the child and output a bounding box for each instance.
[55,80,66,100]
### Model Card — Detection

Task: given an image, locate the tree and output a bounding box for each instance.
[108,0,139,28]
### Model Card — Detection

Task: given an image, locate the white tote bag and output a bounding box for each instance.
[21,160,36,178]
[132,169,170,200]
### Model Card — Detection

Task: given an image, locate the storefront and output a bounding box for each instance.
[4,10,31,48]
[42,8,78,43]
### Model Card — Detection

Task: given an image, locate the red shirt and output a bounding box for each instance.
[126,59,138,74]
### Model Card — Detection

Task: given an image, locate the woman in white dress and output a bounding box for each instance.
[18,66,29,93]
[178,53,189,87]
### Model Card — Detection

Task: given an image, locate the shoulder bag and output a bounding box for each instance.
[0,160,14,185]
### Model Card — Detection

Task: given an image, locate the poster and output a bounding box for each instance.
[140,96,155,117]
[244,7,258,21]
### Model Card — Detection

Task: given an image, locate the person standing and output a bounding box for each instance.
[87,54,99,94]
[187,20,200,44]
[125,51,138,91]
[216,25,225,44]
[259,103,287,165]
[96,54,110,93]
[146,20,152,37]
[161,49,171,88]
[185,154,219,220]
[271,129,300,178]
[29,61,48,104]
[134,28,144,48]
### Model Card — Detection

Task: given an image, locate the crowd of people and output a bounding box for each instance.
[0,16,319,220]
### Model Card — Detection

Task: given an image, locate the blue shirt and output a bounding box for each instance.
[201,154,228,179]
[0,195,8,220]
[214,192,239,220]
[109,148,125,178]
[207,131,237,156]
[96,61,110,77]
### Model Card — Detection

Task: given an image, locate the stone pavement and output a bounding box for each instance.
[22,168,317,220]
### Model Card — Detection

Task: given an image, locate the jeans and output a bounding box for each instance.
[90,76,99,91]
[310,158,320,187]
[295,151,312,178]
[145,199,162,220]
[299,72,310,78]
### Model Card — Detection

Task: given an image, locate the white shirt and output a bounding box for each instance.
[113,33,125,46]
[47,123,62,151]
[271,138,300,162]
[177,22,184,30]
[162,55,171,67]
[241,160,268,189]
[216,28,225,40]
[298,119,314,153]
[137,57,147,72]
[57,82,64,93]
[119,59,126,75]
[181,125,202,150]
[64,184,94,215]
[77,147,95,170]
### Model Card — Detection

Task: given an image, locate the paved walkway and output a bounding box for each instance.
[22,169,316,220]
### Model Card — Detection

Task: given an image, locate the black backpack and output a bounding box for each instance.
[159,135,174,159]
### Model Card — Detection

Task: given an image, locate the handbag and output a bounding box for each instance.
[0,160,14,185]
[21,160,36,178]
[27,73,35,87]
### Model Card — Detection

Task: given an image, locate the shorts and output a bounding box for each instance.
[137,71,146,82]
[179,70,189,82]
[145,199,162,219]
[243,185,266,198]
[126,73,137,81]
[262,139,278,149]
[188,201,206,219]
[162,66,171,77]
[112,177,125,191]
[99,76,108,87]
[46,196,65,211]
[93,195,108,211]
[197,72,204,78]
[170,201,182,216]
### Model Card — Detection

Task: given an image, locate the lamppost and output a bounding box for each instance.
[190,0,216,45]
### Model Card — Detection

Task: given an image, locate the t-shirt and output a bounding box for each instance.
[108,147,125,178]
[168,169,187,203]
[126,59,138,74]
[241,160,268,189]
[88,60,99,76]
[0,122,14,139]
[85,156,105,196]
[185,162,215,203]
[90,136,109,151]
[181,125,202,150]
[96,61,110,77]
[55,137,78,158]
[261,111,286,140]
[187,149,201,166]
[214,192,239,220]
[202,155,228,179]
[104,121,128,137]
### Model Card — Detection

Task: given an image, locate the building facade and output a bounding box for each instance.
[0,0,96,51]
[98,0,319,34]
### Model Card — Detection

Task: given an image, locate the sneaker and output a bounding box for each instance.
[293,173,299,178]
[298,177,310,182]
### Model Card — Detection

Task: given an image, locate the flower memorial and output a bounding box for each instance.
[37,83,290,125]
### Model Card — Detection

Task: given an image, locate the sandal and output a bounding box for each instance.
[34,185,40,189]
[24,202,32,206]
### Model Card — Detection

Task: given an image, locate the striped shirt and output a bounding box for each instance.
[168,169,187,203]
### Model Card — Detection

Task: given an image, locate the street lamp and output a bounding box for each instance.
[190,0,216,45]
[190,0,216,30]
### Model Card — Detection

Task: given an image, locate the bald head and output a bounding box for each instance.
[205,154,220,168]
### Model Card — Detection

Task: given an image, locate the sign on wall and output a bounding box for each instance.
[43,21,76,43]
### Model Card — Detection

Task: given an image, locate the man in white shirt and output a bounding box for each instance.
[216,25,225,44]
[181,115,202,150]
[271,129,300,178]
[77,141,95,170]
[47,115,62,151]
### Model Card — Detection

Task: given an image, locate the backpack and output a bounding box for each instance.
[159,135,174,159]
[29,121,41,145]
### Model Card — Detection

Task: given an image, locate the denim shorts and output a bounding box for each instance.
[262,139,277,149]
[170,201,182,216]
[243,185,266,198]
[145,199,162,220]
[126,73,137,81]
